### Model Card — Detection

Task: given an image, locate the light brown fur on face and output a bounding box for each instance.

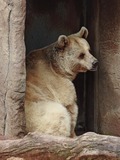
[25,27,98,137]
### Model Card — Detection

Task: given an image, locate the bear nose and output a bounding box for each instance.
[92,60,98,68]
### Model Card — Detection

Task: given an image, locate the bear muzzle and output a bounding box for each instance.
[90,60,98,71]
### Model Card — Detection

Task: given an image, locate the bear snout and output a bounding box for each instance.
[90,60,98,71]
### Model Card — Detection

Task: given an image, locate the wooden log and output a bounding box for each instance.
[0,132,120,160]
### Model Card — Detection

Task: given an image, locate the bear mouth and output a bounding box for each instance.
[90,65,98,71]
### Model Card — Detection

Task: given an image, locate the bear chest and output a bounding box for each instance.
[48,79,77,106]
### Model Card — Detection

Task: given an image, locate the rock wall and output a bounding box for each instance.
[98,0,120,136]
[86,0,120,136]
[0,0,26,137]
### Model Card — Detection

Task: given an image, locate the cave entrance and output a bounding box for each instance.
[25,0,97,135]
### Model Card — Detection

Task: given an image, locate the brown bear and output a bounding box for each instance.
[25,27,98,137]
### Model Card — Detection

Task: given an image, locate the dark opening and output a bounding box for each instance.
[25,0,95,135]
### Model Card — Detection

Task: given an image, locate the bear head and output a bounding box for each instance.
[50,27,98,79]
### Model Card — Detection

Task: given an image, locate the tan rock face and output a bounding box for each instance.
[87,0,120,136]
[98,0,120,136]
[0,0,26,137]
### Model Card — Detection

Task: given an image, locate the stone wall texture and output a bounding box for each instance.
[0,0,26,137]
[86,0,120,136]
[98,0,120,136]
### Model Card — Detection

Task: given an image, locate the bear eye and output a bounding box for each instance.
[79,53,85,59]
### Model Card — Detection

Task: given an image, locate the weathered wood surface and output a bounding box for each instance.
[0,0,26,137]
[0,132,120,160]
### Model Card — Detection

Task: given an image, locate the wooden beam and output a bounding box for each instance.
[0,132,120,160]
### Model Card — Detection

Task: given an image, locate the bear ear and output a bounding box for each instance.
[57,35,69,48]
[74,26,88,39]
